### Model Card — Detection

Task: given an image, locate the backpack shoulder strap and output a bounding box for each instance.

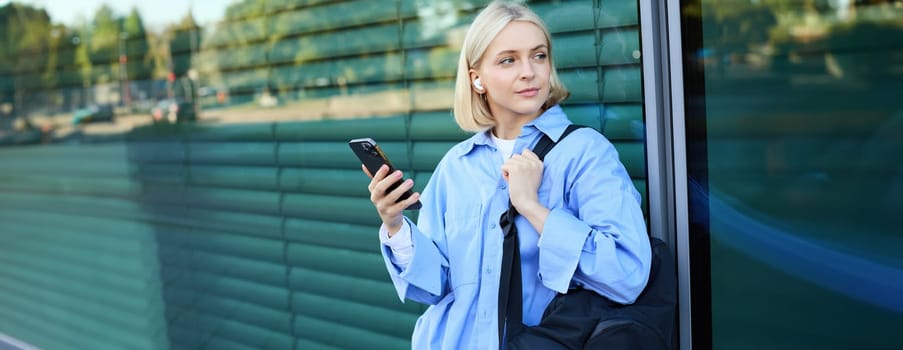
[532,124,587,160]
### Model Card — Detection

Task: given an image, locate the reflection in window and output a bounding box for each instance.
[683,0,903,348]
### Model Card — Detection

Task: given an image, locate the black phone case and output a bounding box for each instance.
[349,138,422,210]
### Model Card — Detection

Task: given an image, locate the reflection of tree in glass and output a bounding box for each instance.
[89,5,122,85]
[202,1,268,101]
[123,9,152,83]
[0,3,53,118]
[168,13,201,77]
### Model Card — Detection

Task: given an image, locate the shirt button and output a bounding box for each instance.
[485,268,492,274]
[499,184,507,190]
[490,223,496,229]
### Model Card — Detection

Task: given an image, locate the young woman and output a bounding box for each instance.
[363,1,651,348]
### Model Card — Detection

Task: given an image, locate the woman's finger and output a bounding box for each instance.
[374,170,403,194]
[397,192,421,210]
[521,149,540,161]
[385,178,415,204]
[367,165,390,192]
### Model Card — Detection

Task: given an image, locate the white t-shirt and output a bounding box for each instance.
[490,132,516,160]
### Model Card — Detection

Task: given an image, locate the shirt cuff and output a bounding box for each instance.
[537,208,592,293]
[380,221,414,267]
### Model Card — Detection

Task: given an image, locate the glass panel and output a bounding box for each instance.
[681,1,903,349]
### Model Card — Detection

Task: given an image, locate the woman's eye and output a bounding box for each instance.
[499,57,514,65]
[534,53,548,60]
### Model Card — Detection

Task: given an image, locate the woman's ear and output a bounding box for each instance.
[469,70,484,93]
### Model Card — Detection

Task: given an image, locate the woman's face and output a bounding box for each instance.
[472,21,552,123]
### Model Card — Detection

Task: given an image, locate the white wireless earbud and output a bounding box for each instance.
[473,78,483,90]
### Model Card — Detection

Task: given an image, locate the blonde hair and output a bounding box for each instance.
[452,0,569,132]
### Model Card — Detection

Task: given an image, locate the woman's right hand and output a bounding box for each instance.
[363,164,420,236]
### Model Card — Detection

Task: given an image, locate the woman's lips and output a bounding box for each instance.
[517,88,539,97]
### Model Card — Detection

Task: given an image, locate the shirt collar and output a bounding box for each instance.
[523,104,571,143]
[454,104,571,158]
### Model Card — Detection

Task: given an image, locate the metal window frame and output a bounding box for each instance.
[639,0,692,349]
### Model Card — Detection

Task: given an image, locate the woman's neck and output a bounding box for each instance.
[492,122,522,140]
[492,108,544,140]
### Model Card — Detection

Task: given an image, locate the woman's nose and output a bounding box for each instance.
[520,61,535,80]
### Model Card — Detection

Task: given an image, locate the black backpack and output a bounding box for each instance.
[583,236,678,349]
[503,124,678,350]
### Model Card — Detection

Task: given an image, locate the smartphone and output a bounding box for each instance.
[349,138,422,210]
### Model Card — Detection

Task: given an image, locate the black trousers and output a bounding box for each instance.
[505,289,612,350]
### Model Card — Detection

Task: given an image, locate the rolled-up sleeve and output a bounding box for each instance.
[538,133,652,304]
[380,218,450,304]
[536,208,592,292]
[378,156,453,305]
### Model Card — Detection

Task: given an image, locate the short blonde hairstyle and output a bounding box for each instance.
[453,0,569,132]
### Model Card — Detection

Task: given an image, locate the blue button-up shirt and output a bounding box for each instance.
[379,105,651,349]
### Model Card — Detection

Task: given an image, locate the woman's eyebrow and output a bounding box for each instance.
[492,44,549,57]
